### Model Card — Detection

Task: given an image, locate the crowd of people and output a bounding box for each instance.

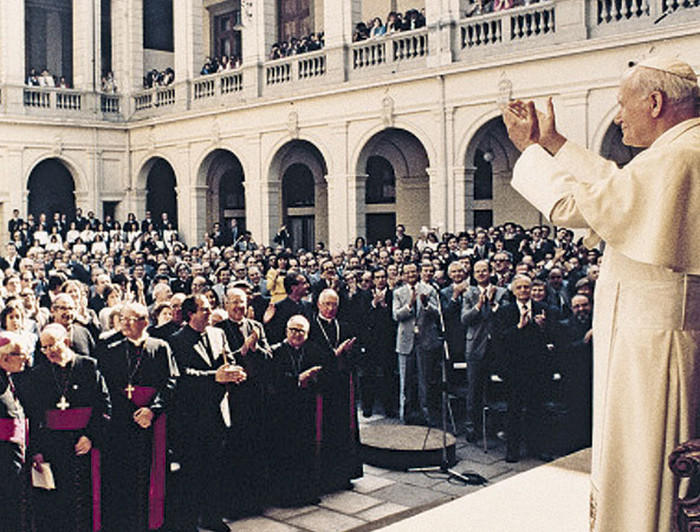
[0,207,599,531]
[200,55,243,76]
[465,0,540,17]
[143,67,175,89]
[26,68,69,89]
[353,8,426,42]
[268,32,325,60]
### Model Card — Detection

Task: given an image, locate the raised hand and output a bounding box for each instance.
[503,100,540,152]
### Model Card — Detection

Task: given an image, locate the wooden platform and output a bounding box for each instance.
[360,424,457,471]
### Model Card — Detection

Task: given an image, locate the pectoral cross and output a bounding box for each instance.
[56,396,70,410]
[125,383,135,400]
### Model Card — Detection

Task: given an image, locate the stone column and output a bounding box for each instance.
[349,174,367,242]
[323,0,361,84]
[0,2,26,85]
[0,2,26,114]
[427,166,448,236]
[73,0,100,90]
[325,173,349,251]
[185,185,208,246]
[554,0,587,44]
[558,91,589,147]
[173,0,202,85]
[111,0,143,93]
[453,165,467,231]
[464,166,476,228]
[259,180,281,247]
[425,0,462,67]
[241,0,276,99]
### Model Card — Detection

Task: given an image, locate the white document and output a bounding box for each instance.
[220,392,231,428]
[32,463,56,490]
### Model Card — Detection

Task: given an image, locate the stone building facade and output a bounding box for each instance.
[1,0,698,249]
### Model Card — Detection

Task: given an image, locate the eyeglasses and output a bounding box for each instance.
[53,305,75,311]
[123,316,147,323]
[287,327,307,335]
[40,343,59,352]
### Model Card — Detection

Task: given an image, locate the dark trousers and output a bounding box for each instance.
[506,379,545,459]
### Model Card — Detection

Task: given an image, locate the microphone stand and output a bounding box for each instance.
[407,284,475,485]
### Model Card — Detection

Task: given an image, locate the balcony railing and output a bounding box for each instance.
[193,69,244,101]
[352,28,429,73]
[4,0,698,122]
[458,2,556,54]
[133,85,176,111]
[265,49,328,88]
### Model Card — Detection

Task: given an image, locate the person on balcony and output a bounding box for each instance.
[369,17,386,38]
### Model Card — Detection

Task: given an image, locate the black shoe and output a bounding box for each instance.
[464,427,478,443]
[200,519,229,532]
[362,409,373,418]
[505,452,520,463]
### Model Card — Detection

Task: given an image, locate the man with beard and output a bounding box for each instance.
[215,287,271,519]
[307,289,363,492]
[27,324,111,532]
[98,303,178,532]
[557,293,593,453]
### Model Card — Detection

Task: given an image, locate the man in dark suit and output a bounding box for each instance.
[461,260,508,441]
[7,210,23,236]
[557,293,593,453]
[494,274,554,462]
[170,294,245,532]
[360,267,398,418]
[394,224,413,251]
[264,272,313,345]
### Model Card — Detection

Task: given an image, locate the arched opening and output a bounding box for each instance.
[600,122,643,167]
[27,158,76,222]
[269,139,328,251]
[146,158,178,229]
[201,149,246,235]
[282,163,315,251]
[464,118,538,229]
[356,128,430,245]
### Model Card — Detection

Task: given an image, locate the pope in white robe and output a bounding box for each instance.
[503,56,700,532]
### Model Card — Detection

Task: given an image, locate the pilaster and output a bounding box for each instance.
[174,0,203,84]
[464,165,476,228]
[325,174,348,250]
[73,0,100,90]
[558,91,590,147]
[187,185,208,246]
[427,166,448,235]
[260,180,281,247]
[323,0,361,84]
[111,0,143,92]
[0,2,26,86]
[426,0,462,67]
[241,0,276,99]
[453,166,467,230]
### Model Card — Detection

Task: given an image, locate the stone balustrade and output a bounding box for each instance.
[4,0,698,123]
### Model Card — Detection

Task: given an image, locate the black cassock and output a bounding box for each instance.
[0,372,29,532]
[23,356,111,532]
[307,316,363,492]
[96,335,177,532]
[267,340,325,506]
[215,318,272,517]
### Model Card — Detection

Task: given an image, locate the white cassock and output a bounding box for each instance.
[511,117,700,532]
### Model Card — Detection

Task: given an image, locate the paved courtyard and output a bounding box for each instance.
[219,413,549,532]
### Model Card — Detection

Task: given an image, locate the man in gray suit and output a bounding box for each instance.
[461,260,508,441]
[393,262,441,424]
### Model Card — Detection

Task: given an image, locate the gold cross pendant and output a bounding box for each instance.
[56,396,70,410]
[125,383,135,400]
